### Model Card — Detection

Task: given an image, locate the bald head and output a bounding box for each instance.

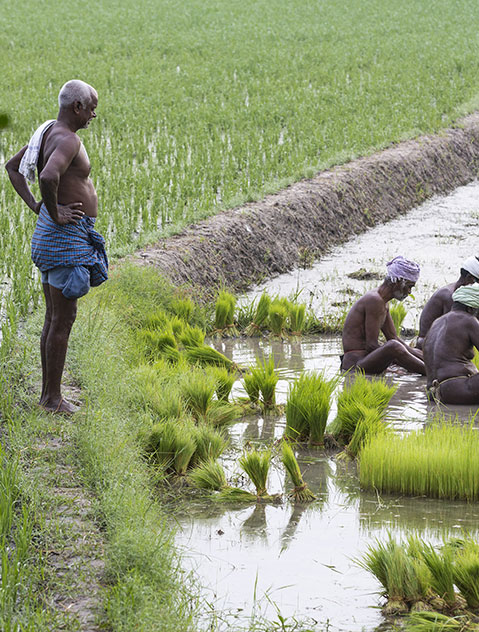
[58,80,97,109]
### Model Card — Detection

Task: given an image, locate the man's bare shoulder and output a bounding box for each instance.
[43,124,80,158]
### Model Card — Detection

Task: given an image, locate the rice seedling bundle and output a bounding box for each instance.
[142,421,180,471]
[287,303,307,337]
[359,421,479,501]
[169,316,185,339]
[248,356,279,410]
[185,345,234,370]
[346,405,390,458]
[452,540,479,609]
[405,612,470,632]
[203,402,242,427]
[472,348,479,371]
[189,460,228,491]
[215,488,258,503]
[420,544,456,608]
[389,299,408,335]
[281,442,316,502]
[173,431,198,475]
[181,371,216,418]
[239,448,271,498]
[191,425,228,464]
[209,366,236,402]
[138,329,182,363]
[142,310,169,331]
[245,293,271,336]
[179,325,205,349]
[170,298,195,323]
[284,372,335,445]
[328,374,396,444]
[268,300,289,337]
[243,373,260,405]
[214,290,238,336]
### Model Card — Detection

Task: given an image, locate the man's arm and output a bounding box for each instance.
[363,297,384,353]
[39,134,84,225]
[5,146,43,214]
[382,306,423,358]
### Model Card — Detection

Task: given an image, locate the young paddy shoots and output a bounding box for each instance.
[243,372,260,406]
[247,355,279,411]
[405,612,470,632]
[346,405,390,458]
[192,425,228,465]
[268,299,289,338]
[245,292,271,336]
[171,297,195,323]
[214,290,238,337]
[389,299,408,335]
[209,366,236,402]
[420,544,456,609]
[239,448,271,498]
[215,487,258,503]
[181,371,216,419]
[203,401,242,427]
[185,344,235,370]
[189,460,228,491]
[287,303,306,337]
[281,442,316,502]
[179,324,205,349]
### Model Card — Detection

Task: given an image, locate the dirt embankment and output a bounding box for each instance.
[133,114,479,291]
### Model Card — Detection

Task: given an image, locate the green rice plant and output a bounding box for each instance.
[359,420,479,501]
[359,535,431,611]
[191,425,229,465]
[245,293,271,336]
[208,366,236,402]
[287,303,307,337]
[268,299,289,337]
[179,325,205,349]
[142,419,198,475]
[215,487,258,503]
[203,402,242,427]
[189,460,228,491]
[452,540,479,609]
[346,405,391,458]
[328,373,396,444]
[185,345,234,370]
[214,290,238,337]
[181,371,216,419]
[169,315,185,339]
[421,544,456,608]
[133,364,184,418]
[405,612,470,632]
[170,297,195,323]
[239,448,271,498]
[142,309,169,331]
[281,442,316,502]
[137,329,181,364]
[389,299,408,335]
[243,372,260,405]
[247,355,279,410]
[173,431,197,476]
[284,372,336,445]
[472,347,479,370]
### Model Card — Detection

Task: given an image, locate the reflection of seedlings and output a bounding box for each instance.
[285,372,336,445]
[389,299,407,335]
[241,503,268,543]
[280,504,308,551]
[214,290,238,337]
[347,268,382,280]
[245,292,271,336]
[281,442,316,502]
[189,460,228,491]
[328,374,396,445]
[359,421,479,500]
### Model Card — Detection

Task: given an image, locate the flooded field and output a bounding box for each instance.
[172,181,479,631]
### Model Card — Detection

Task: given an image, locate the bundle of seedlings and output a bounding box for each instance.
[181,370,216,420]
[170,297,195,323]
[208,366,236,402]
[169,315,185,339]
[142,419,196,475]
[185,344,235,370]
[389,299,408,335]
[281,442,316,502]
[268,298,289,338]
[284,372,336,445]
[133,364,184,419]
[420,544,457,610]
[214,290,238,337]
[178,324,205,349]
[245,292,271,336]
[358,535,432,616]
[344,405,391,459]
[237,448,275,501]
[405,612,473,632]
[359,420,479,501]
[287,302,307,337]
[452,539,479,610]
[243,372,260,406]
[245,355,280,411]
[202,401,242,427]
[188,460,228,491]
[141,309,169,331]
[328,373,396,445]
[191,425,229,465]
[137,328,182,364]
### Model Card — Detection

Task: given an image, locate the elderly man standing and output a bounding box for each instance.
[341,256,425,375]
[415,256,479,349]
[5,79,107,414]
[423,286,479,405]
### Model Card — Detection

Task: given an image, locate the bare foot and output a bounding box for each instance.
[39,397,80,415]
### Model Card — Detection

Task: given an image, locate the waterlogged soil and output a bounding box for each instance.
[171,182,479,632]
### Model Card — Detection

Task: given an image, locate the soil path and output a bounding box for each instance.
[133,113,479,292]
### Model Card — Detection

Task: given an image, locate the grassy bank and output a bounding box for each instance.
[3,0,479,314]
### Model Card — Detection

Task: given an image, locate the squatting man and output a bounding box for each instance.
[5,79,108,415]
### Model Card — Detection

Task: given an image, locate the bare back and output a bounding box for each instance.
[342,290,389,353]
[39,124,97,217]
[417,283,455,339]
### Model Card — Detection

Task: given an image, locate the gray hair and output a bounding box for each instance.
[58,80,97,108]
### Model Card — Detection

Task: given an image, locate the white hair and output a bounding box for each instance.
[58,80,97,108]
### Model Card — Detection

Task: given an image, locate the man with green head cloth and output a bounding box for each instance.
[423,285,479,404]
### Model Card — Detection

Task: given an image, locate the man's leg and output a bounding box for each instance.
[41,285,78,414]
[438,375,479,405]
[357,340,426,375]
[40,283,53,404]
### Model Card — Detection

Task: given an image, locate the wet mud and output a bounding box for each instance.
[134,113,479,292]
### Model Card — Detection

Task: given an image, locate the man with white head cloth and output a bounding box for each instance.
[5,79,107,414]
[415,255,479,349]
[341,256,425,375]
[423,285,479,404]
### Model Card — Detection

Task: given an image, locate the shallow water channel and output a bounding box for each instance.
[172,181,479,631]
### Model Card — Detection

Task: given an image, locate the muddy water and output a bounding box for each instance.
[173,181,479,632]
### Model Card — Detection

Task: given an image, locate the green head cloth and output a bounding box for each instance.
[452,285,479,309]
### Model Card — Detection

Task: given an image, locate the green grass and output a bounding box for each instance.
[4,0,479,320]
[359,420,479,501]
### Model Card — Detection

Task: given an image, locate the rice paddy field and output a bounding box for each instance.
[3,1,479,631]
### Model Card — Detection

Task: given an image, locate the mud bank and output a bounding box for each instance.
[134,113,479,291]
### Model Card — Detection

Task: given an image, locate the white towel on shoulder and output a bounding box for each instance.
[19,119,56,183]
